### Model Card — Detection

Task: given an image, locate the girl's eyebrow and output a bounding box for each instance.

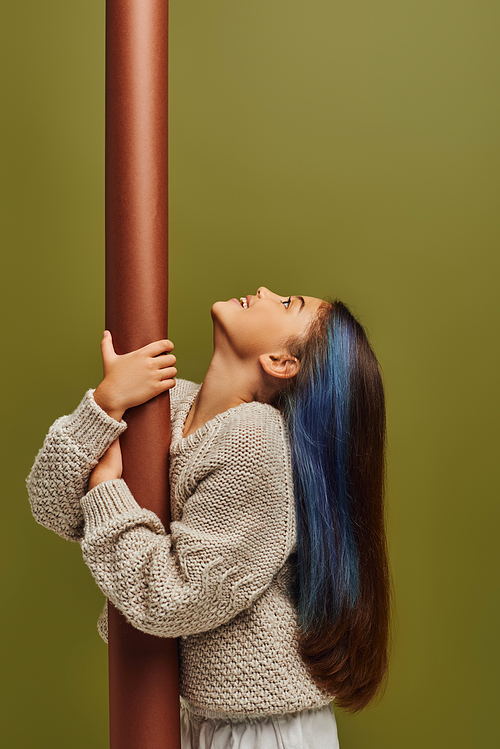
[292,296,305,312]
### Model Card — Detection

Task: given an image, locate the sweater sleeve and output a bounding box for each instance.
[80,411,296,639]
[26,390,127,542]
[25,380,197,544]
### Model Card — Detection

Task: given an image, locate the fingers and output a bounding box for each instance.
[144,339,174,356]
[104,336,174,358]
[101,330,117,362]
[158,376,176,390]
[150,349,177,382]
[159,369,177,382]
[154,353,176,369]
[100,331,118,377]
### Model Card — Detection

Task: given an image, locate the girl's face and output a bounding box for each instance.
[211,286,324,360]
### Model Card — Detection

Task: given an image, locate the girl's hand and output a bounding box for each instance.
[93,331,177,420]
[88,438,122,491]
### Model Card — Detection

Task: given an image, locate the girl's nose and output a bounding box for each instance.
[257,286,287,302]
[257,286,281,300]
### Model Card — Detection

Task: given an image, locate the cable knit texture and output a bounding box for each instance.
[27,380,335,717]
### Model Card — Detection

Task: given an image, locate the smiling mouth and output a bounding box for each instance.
[239,297,249,309]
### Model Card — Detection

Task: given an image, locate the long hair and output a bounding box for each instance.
[275,300,390,712]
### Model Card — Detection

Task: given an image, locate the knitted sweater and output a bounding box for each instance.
[27,379,335,718]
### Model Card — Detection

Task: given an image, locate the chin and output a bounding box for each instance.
[211,301,223,320]
[211,300,240,343]
[211,299,238,317]
[210,300,230,325]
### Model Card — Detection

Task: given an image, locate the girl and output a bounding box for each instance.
[27,286,390,749]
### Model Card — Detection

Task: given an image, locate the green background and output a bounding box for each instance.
[1,1,499,746]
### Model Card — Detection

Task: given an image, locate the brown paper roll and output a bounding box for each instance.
[105,1,180,747]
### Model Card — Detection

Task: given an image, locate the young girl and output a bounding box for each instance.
[27,286,390,749]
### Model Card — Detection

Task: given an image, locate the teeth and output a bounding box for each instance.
[240,297,248,309]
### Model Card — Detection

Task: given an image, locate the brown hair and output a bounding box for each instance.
[276,300,391,711]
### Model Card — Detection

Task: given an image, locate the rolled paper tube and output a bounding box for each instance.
[105,1,180,747]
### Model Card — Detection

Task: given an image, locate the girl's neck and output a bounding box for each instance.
[182,353,260,438]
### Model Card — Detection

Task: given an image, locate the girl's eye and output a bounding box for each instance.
[281,296,292,309]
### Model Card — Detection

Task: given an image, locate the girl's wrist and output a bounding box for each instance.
[93,385,125,422]
[88,474,119,492]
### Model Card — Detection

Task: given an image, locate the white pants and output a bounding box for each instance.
[180,699,340,749]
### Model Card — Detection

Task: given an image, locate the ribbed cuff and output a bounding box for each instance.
[61,389,127,456]
[81,479,142,532]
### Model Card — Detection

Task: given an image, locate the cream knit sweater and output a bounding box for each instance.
[27,379,334,718]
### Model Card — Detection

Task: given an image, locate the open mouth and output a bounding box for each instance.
[239,297,249,309]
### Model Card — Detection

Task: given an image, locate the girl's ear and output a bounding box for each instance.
[259,353,300,380]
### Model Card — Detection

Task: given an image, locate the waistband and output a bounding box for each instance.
[179,695,334,724]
